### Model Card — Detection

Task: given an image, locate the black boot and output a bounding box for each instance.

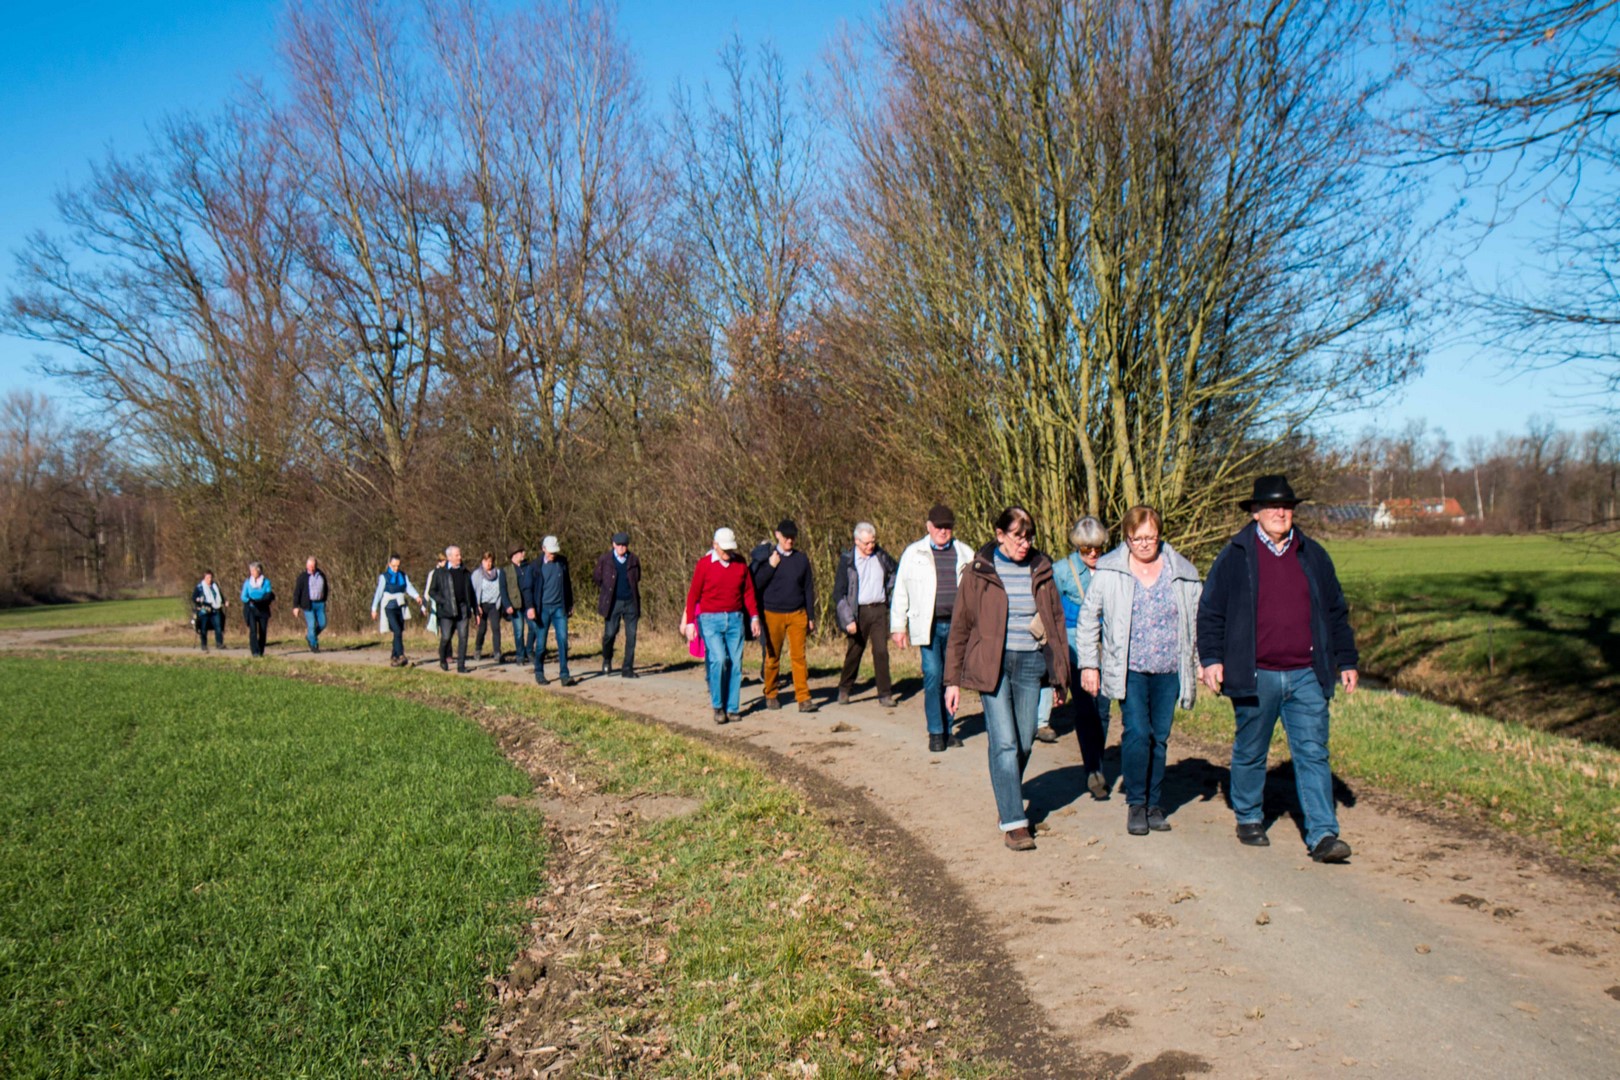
[601,644,614,675]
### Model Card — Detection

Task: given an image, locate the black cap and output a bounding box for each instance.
[611,532,630,546]
[1238,475,1304,512]
[927,503,956,529]
[775,518,799,539]
[508,545,526,558]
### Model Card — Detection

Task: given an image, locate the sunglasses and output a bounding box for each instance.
[1078,546,1102,556]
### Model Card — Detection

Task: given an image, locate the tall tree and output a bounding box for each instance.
[834,0,1424,551]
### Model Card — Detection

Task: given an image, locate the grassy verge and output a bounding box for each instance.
[283,662,999,1076]
[1176,689,1620,865]
[0,657,541,1077]
[1325,534,1620,747]
[0,597,186,629]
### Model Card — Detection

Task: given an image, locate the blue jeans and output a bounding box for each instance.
[196,610,224,647]
[1120,670,1179,808]
[699,611,745,712]
[1231,667,1339,848]
[533,608,570,678]
[509,612,532,661]
[980,649,1045,830]
[918,618,954,735]
[302,601,326,650]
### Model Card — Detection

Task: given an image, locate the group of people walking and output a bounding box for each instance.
[928,475,1358,861]
[193,473,1359,862]
[196,533,644,684]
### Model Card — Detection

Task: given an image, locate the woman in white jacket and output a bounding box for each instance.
[1078,506,1202,837]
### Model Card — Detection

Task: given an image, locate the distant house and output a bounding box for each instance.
[1373,497,1468,529]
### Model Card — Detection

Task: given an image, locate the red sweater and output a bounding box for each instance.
[685,554,758,622]
[1255,543,1313,670]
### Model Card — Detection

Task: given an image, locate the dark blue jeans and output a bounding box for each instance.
[1120,670,1179,808]
[196,610,224,647]
[385,604,406,658]
[1230,667,1339,848]
[510,611,533,661]
[918,618,954,735]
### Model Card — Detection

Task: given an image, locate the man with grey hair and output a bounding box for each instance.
[428,545,478,673]
[832,522,899,707]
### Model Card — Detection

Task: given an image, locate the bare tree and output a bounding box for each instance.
[833,0,1424,552]
[1401,1,1620,396]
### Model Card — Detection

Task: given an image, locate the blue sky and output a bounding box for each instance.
[0,0,1599,446]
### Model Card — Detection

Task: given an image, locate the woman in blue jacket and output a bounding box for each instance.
[240,562,274,657]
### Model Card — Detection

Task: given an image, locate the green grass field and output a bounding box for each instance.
[0,658,541,1077]
[1322,534,1620,747]
[0,597,185,629]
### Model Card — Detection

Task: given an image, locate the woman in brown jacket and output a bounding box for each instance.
[945,507,1072,851]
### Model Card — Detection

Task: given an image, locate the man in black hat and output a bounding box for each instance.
[1197,475,1360,863]
[751,518,818,712]
[593,532,641,677]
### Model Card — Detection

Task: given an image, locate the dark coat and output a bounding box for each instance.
[516,560,541,610]
[943,544,1071,694]
[525,556,574,615]
[292,569,331,610]
[750,544,816,615]
[428,564,479,619]
[593,550,641,617]
[831,546,897,629]
[1196,524,1358,699]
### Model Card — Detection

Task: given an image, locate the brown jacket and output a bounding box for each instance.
[944,544,1072,693]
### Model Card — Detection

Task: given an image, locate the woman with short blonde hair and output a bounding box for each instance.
[1078,506,1203,836]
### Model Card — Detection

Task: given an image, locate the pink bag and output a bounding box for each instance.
[687,605,706,659]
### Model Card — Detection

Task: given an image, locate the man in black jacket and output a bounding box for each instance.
[832,522,899,707]
[593,532,641,677]
[291,556,331,653]
[751,518,818,712]
[1197,475,1359,863]
[429,545,479,673]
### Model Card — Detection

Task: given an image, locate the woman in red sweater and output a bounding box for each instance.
[683,527,760,724]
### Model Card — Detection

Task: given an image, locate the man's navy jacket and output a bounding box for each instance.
[1196,524,1358,699]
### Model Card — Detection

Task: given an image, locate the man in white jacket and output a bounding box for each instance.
[890,503,975,752]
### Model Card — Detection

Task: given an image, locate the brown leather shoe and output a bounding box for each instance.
[1004,827,1036,851]
[798,700,820,713]
[836,687,850,705]
[765,697,781,711]
[877,695,898,708]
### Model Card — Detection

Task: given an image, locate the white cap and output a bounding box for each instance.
[542,535,561,554]
[713,527,738,551]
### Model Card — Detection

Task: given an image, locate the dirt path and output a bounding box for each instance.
[11,633,1618,1078]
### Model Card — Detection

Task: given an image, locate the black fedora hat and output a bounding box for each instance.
[1239,474,1305,512]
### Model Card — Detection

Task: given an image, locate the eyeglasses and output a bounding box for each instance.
[1078,546,1102,556]
[1002,532,1032,545]
[1128,535,1160,546]
[1255,504,1294,513]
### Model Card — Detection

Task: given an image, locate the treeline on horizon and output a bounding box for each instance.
[1,0,1610,623]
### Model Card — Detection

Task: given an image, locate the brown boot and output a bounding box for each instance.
[1004,827,1036,851]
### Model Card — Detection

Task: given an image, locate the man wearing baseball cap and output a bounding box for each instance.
[751,518,819,712]
[526,535,577,686]
[593,532,641,677]
[684,527,760,723]
[890,503,975,752]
